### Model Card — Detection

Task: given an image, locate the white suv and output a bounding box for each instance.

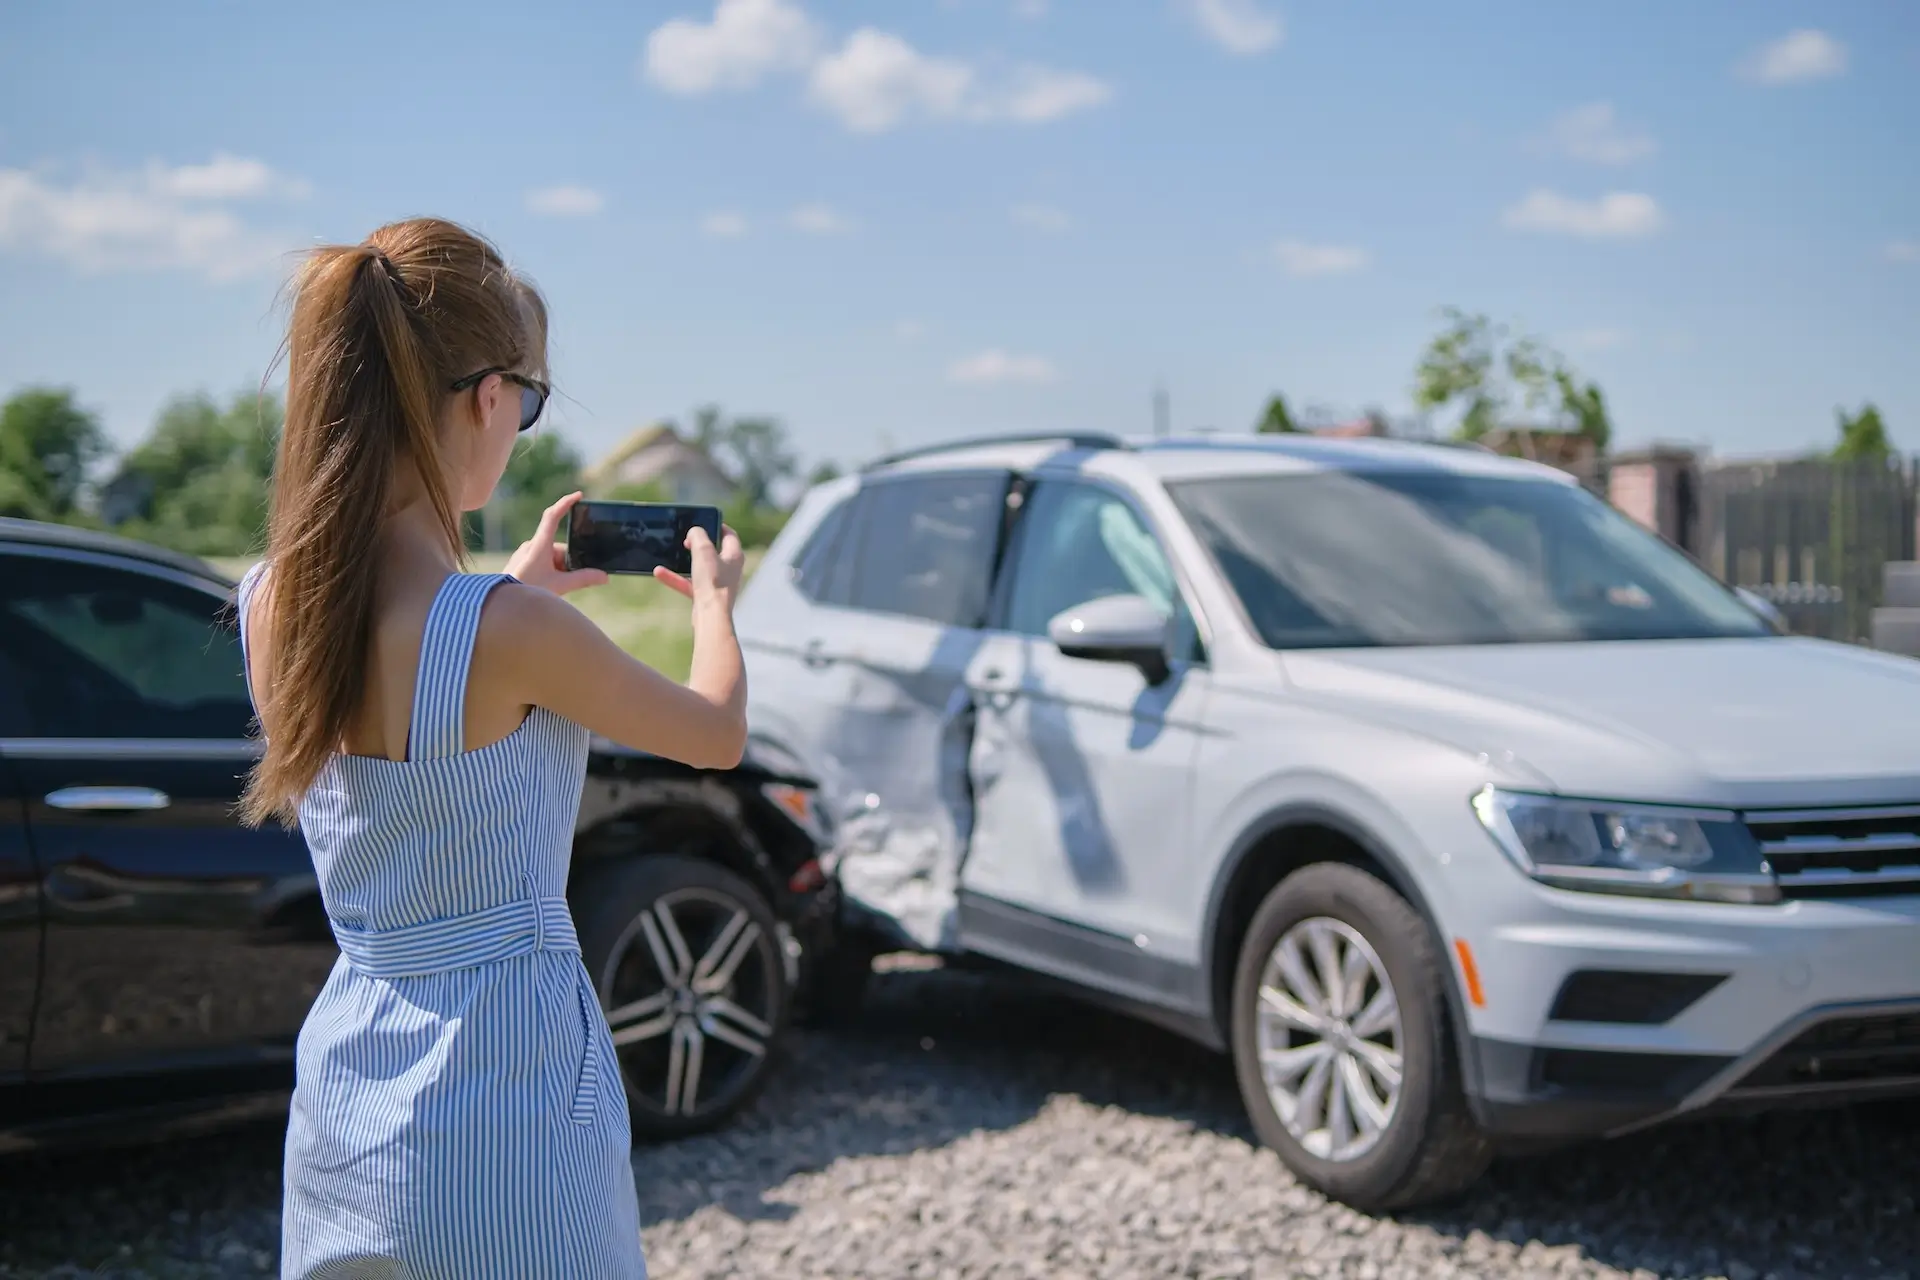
[734,432,1920,1208]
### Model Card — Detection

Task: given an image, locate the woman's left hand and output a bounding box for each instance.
[506,492,608,596]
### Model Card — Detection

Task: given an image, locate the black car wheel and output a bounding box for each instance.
[575,854,789,1139]
[1229,862,1491,1210]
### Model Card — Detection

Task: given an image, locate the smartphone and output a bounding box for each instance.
[565,500,723,577]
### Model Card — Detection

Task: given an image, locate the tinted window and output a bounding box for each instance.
[0,553,252,738]
[847,473,1008,626]
[1169,472,1772,649]
[789,495,851,603]
[1000,481,1202,659]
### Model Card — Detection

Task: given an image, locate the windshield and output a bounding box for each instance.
[1168,470,1772,648]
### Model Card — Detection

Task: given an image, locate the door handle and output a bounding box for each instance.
[973,668,1018,710]
[44,786,171,812]
[801,640,835,669]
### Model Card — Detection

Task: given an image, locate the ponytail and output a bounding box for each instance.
[242,219,540,826]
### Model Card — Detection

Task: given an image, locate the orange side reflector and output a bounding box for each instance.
[1453,938,1487,1009]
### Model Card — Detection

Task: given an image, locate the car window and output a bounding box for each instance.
[999,481,1203,660]
[0,553,252,738]
[789,495,851,603]
[846,473,1008,627]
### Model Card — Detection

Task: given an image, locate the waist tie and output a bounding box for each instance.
[332,896,579,979]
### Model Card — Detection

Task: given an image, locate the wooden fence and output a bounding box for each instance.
[1695,458,1920,643]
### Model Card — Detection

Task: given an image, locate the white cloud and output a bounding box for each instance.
[525,185,605,217]
[1179,0,1284,56]
[154,153,308,201]
[641,4,1113,135]
[1011,202,1071,233]
[701,210,750,238]
[1739,29,1847,85]
[789,202,851,234]
[1269,239,1369,277]
[643,0,819,95]
[991,66,1111,123]
[1563,327,1631,353]
[948,349,1056,384]
[1886,239,1920,264]
[807,29,973,132]
[0,156,306,281]
[1501,189,1664,239]
[1536,102,1656,165]
[806,30,1110,131]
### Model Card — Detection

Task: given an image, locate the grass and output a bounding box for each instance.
[207,552,761,683]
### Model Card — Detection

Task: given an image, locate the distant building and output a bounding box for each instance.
[1310,417,1389,439]
[582,424,735,503]
[1477,425,1600,476]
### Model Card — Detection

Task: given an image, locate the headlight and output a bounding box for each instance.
[1472,788,1778,905]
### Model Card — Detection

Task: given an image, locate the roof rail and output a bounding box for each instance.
[862,431,1127,472]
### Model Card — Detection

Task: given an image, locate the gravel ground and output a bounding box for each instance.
[3,965,1915,1280]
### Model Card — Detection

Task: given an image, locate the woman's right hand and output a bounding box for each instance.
[653,524,745,611]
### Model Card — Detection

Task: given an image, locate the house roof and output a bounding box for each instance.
[582,423,738,495]
[581,422,675,488]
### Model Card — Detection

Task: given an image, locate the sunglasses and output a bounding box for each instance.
[449,366,550,432]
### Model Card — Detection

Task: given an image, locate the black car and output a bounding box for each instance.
[0,517,839,1150]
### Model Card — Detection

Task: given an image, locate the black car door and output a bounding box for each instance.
[0,544,333,1103]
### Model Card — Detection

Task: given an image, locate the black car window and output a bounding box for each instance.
[998,480,1204,661]
[0,552,252,739]
[846,473,1009,627]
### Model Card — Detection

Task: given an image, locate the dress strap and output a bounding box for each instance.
[406,573,516,762]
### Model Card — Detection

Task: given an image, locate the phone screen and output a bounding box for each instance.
[565,501,722,577]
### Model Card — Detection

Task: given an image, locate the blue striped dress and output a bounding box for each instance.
[238,567,647,1279]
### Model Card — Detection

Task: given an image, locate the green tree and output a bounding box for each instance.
[1553,369,1613,452]
[806,460,843,487]
[0,387,109,521]
[1414,307,1612,450]
[1832,402,1892,464]
[712,416,797,509]
[499,430,584,541]
[688,403,726,455]
[106,390,280,554]
[1255,393,1299,434]
[466,429,586,550]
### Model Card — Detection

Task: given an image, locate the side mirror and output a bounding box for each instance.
[1735,587,1786,632]
[1048,594,1173,684]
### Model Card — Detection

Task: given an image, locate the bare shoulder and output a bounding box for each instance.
[473,580,602,669]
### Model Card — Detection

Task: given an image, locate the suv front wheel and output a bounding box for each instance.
[1229,862,1491,1209]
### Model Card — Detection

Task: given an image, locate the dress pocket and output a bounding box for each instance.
[569,977,603,1126]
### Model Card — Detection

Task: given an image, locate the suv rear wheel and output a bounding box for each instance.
[575,855,790,1140]
[1229,862,1491,1209]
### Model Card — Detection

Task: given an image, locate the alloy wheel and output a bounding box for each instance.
[599,887,781,1120]
[1255,916,1405,1162]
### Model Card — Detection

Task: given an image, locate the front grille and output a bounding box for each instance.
[1743,805,1920,899]
[1727,1012,1920,1096]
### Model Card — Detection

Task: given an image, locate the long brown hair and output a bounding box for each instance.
[241,218,545,826]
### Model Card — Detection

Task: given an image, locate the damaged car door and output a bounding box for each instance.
[822,470,1011,951]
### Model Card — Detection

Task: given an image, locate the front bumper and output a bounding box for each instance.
[1472,999,1920,1139]
[1455,884,1920,1138]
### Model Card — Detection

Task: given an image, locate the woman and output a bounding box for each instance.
[238,217,746,1278]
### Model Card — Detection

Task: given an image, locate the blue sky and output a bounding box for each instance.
[1,0,1915,472]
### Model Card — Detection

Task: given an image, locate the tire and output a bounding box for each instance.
[574,854,790,1140]
[1229,862,1491,1210]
